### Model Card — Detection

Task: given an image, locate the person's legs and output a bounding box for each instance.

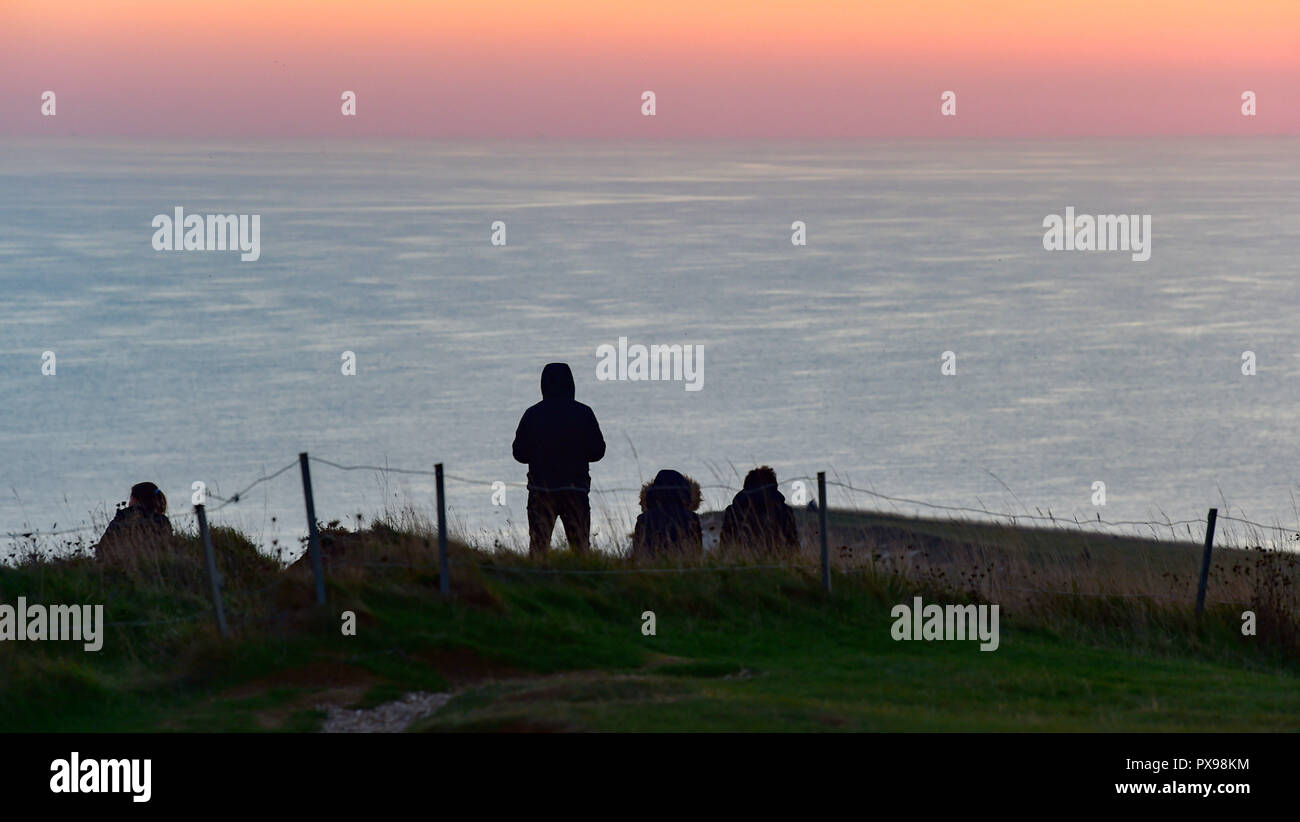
[557,491,592,554]
[527,491,559,557]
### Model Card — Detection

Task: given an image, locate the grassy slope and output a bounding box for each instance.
[406,570,1300,732]
[1,515,1297,732]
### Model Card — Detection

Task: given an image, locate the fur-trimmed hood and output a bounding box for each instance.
[639,469,702,513]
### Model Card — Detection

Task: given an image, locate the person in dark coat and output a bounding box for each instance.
[512,362,606,556]
[96,482,173,559]
[631,469,703,560]
[719,466,799,556]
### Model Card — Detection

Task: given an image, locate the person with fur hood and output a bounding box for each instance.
[719,466,799,556]
[631,469,703,560]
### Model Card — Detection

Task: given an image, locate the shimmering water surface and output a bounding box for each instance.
[2,138,1297,555]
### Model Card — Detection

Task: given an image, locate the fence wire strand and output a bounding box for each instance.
[2,459,300,545]
[820,479,1208,532]
[206,459,300,512]
[1217,515,1300,538]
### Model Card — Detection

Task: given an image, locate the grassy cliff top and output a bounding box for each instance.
[1,510,1297,732]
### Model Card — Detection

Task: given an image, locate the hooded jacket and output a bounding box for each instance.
[631,469,703,560]
[512,363,606,492]
[719,467,799,555]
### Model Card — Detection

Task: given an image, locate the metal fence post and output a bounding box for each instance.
[818,471,830,593]
[299,452,327,605]
[1195,507,1218,617]
[436,463,449,595]
[195,504,230,638]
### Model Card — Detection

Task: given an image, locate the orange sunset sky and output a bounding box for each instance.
[2,0,1298,136]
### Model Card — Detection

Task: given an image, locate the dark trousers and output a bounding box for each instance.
[527,490,591,556]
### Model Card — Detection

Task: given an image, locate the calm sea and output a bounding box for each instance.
[2,137,1298,556]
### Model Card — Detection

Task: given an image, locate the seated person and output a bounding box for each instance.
[719,466,799,556]
[631,469,702,560]
[96,482,173,559]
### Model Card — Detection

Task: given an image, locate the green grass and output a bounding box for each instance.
[1,515,1298,732]
[407,568,1300,731]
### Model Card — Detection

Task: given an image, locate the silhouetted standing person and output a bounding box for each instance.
[719,466,799,556]
[513,362,605,556]
[96,481,172,560]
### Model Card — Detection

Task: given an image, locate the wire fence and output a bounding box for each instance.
[6,456,1298,548]
[4,451,1299,634]
[302,461,1290,541]
[0,458,301,544]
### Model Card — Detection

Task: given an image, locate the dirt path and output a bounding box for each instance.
[318,691,453,733]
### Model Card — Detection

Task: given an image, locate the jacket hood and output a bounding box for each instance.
[640,469,702,512]
[540,362,576,400]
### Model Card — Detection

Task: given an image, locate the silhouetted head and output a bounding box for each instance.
[743,466,779,491]
[130,482,167,516]
[540,362,575,400]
